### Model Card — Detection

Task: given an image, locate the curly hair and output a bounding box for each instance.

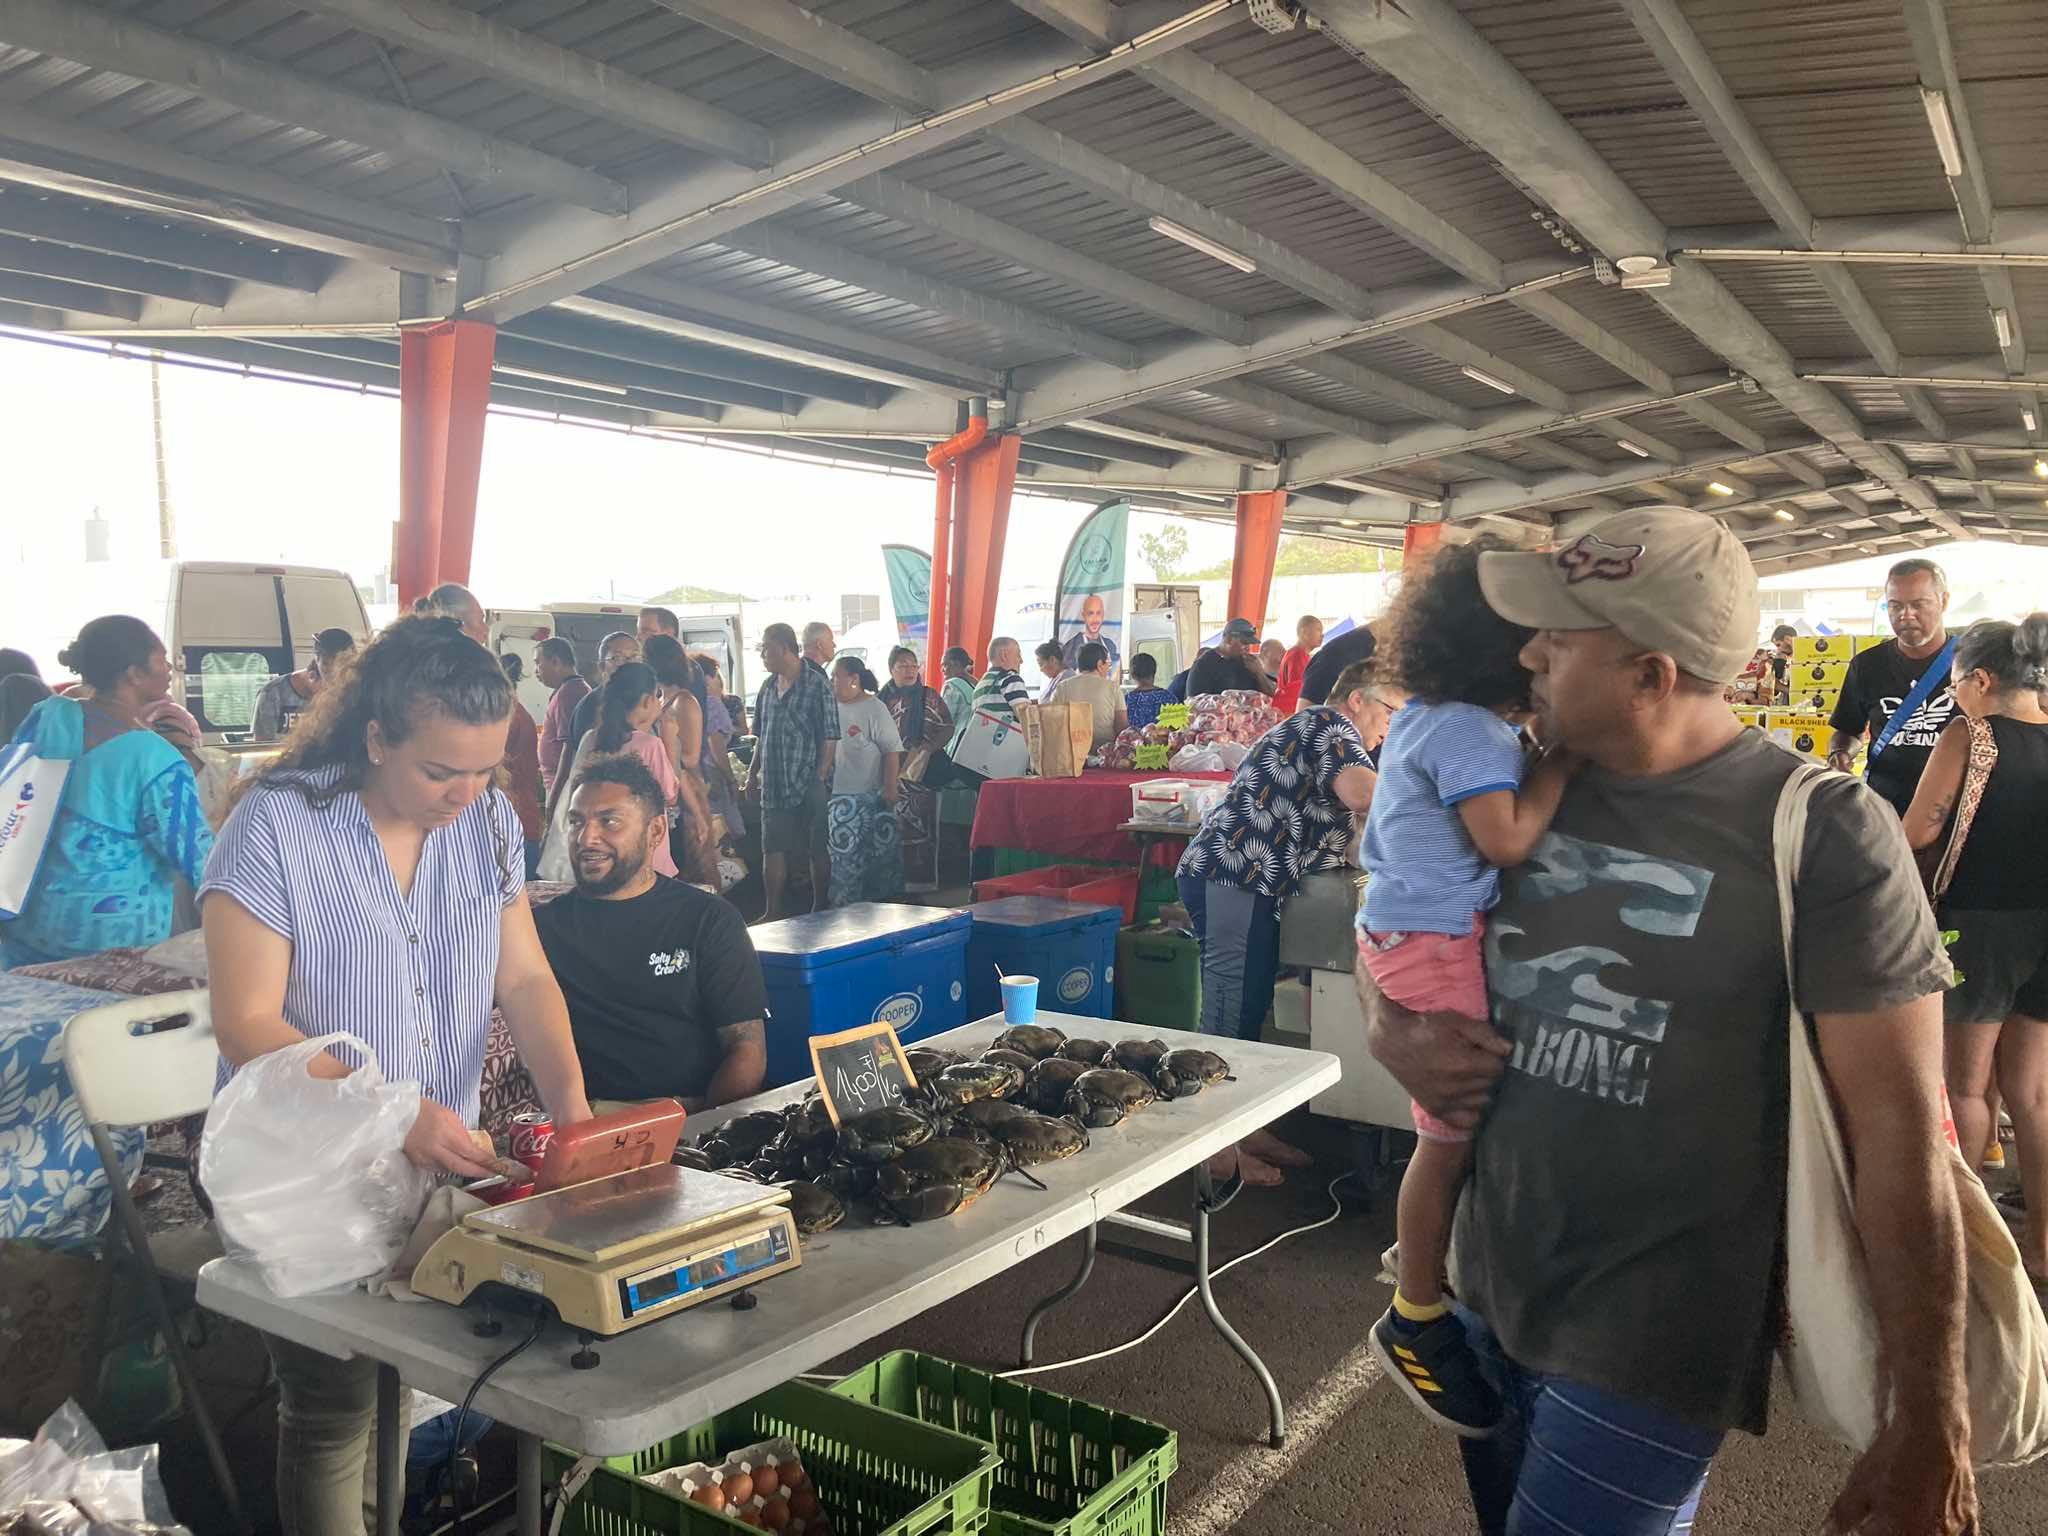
[1378,536,1534,712]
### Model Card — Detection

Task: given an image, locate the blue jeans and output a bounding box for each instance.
[1177,875,1282,1042]
[1455,1305,1723,1535]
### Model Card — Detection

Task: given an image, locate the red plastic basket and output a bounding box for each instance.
[1067,869,1139,925]
[972,865,1103,903]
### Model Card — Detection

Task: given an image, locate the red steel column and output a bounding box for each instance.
[950,432,1022,672]
[1402,519,1444,564]
[1227,491,1286,629]
[397,319,496,607]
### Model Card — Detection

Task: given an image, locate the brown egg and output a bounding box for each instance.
[790,1488,819,1520]
[760,1497,790,1529]
[723,1470,755,1505]
[754,1462,781,1497]
[686,1482,725,1512]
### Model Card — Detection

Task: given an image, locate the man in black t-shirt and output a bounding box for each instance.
[536,755,768,1111]
[1186,618,1276,698]
[1827,559,1955,817]
[1298,622,1378,708]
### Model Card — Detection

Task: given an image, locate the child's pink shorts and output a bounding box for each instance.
[1358,917,1488,1144]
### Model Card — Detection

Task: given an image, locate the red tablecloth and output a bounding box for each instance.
[970,769,1231,865]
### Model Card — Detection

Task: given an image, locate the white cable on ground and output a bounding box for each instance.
[793,1173,1356,1386]
[998,1172,1356,1379]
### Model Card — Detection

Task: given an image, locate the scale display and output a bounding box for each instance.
[620,1226,793,1319]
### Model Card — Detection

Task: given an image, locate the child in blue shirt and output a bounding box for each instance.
[1123,652,1175,730]
[1358,539,1578,1439]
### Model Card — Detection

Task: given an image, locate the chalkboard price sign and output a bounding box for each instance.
[808,1023,918,1126]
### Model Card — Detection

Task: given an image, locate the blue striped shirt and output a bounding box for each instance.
[1361,701,1525,936]
[200,765,524,1125]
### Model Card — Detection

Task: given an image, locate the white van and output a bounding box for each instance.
[12,559,371,739]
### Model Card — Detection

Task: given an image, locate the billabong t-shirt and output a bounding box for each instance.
[1451,730,1949,1434]
[535,877,768,1104]
[1829,637,1958,816]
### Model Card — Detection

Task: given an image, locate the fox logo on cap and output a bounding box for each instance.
[1556,533,1646,585]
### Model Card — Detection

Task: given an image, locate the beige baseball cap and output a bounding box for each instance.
[1477,508,1760,683]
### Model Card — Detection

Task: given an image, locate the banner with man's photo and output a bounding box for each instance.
[1054,499,1128,677]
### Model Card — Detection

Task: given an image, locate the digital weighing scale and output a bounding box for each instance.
[411,1103,801,1336]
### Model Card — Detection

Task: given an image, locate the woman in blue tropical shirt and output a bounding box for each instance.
[1,616,212,968]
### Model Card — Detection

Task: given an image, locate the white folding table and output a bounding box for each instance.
[198,1014,1339,1535]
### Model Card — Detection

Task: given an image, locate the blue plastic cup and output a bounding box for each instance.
[1000,975,1040,1025]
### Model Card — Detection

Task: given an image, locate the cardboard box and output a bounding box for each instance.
[1792,634,1878,664]
[1732,706,1770,731]
[1772,711,1834,760]
[1792,658,1849,691]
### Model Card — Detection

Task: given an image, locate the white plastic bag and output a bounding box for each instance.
[199,1034,435,1298]
[1169,744,1226,773]
[0,1400,188,1532]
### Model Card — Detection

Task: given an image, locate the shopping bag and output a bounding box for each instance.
[1775,766,2048,1467]
[0,739,70,922]
[952,708,1032,781]
[1023,702,1094,778]
[199,1034,436,1297]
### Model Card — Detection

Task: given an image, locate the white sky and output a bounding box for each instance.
[0,333,1240,607]
[6,331,2045,621]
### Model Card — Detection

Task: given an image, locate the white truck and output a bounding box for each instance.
[486,603,747,723]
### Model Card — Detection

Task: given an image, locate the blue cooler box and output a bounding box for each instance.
[752,903,972,1085]
[967,895,1121,1022]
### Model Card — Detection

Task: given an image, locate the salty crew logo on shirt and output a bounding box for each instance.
[1556,533,1645,585]
[1487,832,1714,1110]
[647,947,692,977]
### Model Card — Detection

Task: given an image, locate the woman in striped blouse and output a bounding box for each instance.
[202,614,591,1536]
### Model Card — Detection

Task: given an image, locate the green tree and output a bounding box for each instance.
[1137,524,1189,580]
[1184,535,1400,580]
[647,582,750,603]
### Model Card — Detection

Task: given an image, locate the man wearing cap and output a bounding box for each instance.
[1186,618,1276,698]
[1362,510,1971,1533]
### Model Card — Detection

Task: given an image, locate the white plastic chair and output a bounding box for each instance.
[62,990,250,1536]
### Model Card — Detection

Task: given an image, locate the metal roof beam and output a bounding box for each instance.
[0,113,463,276]
[0,233,228,306]
[1510,287,1763,450]
[1203,378,1385,444]
[0,270,139,319]
[462,10,1235,321]
[295,0,771,168]
[507,309,882,407]
[1010,265,1586,428]
[1316,0,1974,542]
[1293,352,1476,429]
[0,0,627,215]
[0,189,327,292]
[1407,322,1571,412]
[726,225,1136,367]
[1437,439,1815,523]
[490,334,795,413]
[1088,407,1280,463]
[648,0,936,114]
[1670,211,2048,260]
[1522,437,1607,475]
[843,172,1248,343]
[1623,0,1911,380]
[1440,451,1531,487]
[582,280,1000,393]
[1025,426,1180,470]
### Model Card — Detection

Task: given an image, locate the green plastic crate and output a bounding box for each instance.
[1114,926,1200,1032]
[831,1353,1177,1536]
[544,1380,1000,1536]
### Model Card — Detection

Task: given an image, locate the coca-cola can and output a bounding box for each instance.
[509,1112,555,1172]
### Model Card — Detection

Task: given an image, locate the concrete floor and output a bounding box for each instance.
[146,1108,2045,1535]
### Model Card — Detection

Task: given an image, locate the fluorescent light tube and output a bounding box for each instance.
[1336,518,1361,527]
[1614,438,1651,458]
[1147,217,1257,274]
[496,365,629,397]
[1921,87,1965,178]
[1772,507,1797,521]
[2035,458,2047,478]
[1708,481,1735,496]
[1461,366,1517,395]
[1994,309,2014,349]
[2025,407,2039,433]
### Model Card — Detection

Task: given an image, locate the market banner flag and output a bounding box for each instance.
[1054,499,1128,676]
[882,544,931,643]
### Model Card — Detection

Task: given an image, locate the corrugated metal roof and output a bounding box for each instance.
[1745,87,1954,220]
[1708,262,1871,359]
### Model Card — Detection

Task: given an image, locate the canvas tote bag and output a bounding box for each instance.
[1775,763,2048,1466]
[0,737,71,921]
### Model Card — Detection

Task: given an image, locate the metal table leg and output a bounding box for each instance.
[517,1431,544,1536]
[375,1364,402,1536]
[1019,1222,1097,1366]
[1193,1162,1287,1449]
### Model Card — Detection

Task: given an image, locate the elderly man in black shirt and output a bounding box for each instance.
[536,754,768,1111]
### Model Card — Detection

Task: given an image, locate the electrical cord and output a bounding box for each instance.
[445,1306,547,1520]
[998,1172,1356,1379]
[794,1173,1357,1384]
